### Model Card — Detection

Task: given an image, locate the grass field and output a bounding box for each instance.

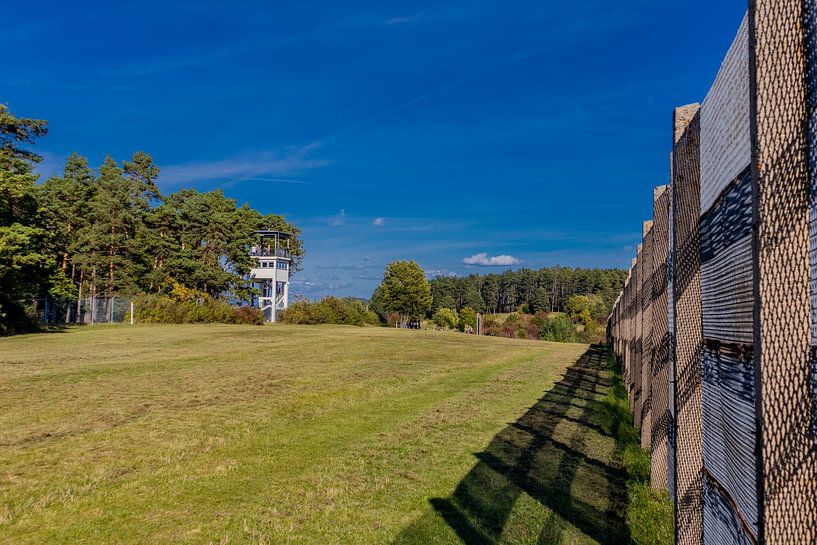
[0,324,669,544]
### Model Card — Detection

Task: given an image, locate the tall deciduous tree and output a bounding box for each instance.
[377,260,432,326]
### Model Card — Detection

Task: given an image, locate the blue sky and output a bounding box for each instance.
[2,1,747,299]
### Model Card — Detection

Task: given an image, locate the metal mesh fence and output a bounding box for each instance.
[607,4,817,543]
[697,19,759,542]
[671,105,705,545]
[32,296,133,324]
[629,257,639,409]
[652,186,671,490]
[808,0,817,460]
[642,221,655,451]
[667,183,678,504]
[635,244,644,429]
[805,0,817,487]
[752,1,817,543]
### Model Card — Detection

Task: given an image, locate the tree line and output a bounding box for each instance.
[0,104,302,332]
[429,267,627,317]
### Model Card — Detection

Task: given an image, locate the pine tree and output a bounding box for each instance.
[0,105,70,330]
[531,286,550,314]
[38,153,96,273]
[141,202,178,292]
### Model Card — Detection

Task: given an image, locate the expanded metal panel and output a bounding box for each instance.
[620,267,633,382]
[626,262,637,404]
[697,19,759,543]
[672,105,704,545]
[634,245,644,429]
[627,262,635,395]
[700,169,754,345]
[810,0,817,346]
[806,0,817,448]
[642,223,654,450]
[652,186,671,491]
[668,183,678,504]
[702,480,755,545]
[700,16,751,215]
[751,0,817,543]
[700,344,759,536]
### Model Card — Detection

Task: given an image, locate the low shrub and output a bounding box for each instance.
[523,322,540,339]
[473,310,606,344]
[0,300,39,335]
[432,307,458,329]
[482,317,502,336]
[279,297,379,326]
[133,294,264,325]
[458,306,477,332]
[530,311,548,330]
[540,314,578,343]
[235,305,265,325]
[503,313,521,326]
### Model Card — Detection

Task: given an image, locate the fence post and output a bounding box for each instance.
[671,102,704,545]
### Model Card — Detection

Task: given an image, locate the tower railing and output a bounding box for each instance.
[250,247,291,259]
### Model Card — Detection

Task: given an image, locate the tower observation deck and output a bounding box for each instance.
[249,230,292,322]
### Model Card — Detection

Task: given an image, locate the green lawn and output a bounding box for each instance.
[0,324,668,544]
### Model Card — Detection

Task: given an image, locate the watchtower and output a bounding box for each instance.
[249,230,292,322]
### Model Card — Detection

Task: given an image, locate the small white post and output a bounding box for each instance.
[130,301,135,325]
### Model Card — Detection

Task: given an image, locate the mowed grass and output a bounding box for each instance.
[0,324,665,544]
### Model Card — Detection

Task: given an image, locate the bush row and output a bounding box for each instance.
[279,297,380,326]
[431,306,477,332]
[482,312,601,343]
[133,295,264,325]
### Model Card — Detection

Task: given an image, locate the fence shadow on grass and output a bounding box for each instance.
[391,344,631,545]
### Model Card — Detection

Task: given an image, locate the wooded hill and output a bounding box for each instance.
[429,267,627,316]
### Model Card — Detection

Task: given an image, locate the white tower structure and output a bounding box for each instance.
[249,230,292,322]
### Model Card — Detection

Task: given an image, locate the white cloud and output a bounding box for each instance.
[427,269,458,278]
[372,217,385,226]
[384,13,424,25]
[330,209,347,227]
[462,253,521,267]
[158,148,327,187]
